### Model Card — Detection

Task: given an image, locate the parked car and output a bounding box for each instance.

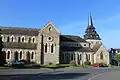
[92,63,108,67]
[8,60,25,68]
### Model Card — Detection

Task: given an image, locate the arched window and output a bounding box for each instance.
[71,54,75,60]
[1,35,4,41]
[22,37,25,42]
[31,52,34,59]
[77,54,80,60]
[79,54,82,60]
[49,27,52,31]
[45,43,47,53]
[86,54,88,61]
[7,36,10,42]
[100,52,103,60]
[14,51,19,60]
[51,44,54,53]
[33,38,35,43]
[7,51,10,59]
[28,37,31,43]
[11,37,14,42]
[88,54,90,60]
[71,54,73,60]
[19,51,22,59]
[26,51,30,62]
[18,37,21,42]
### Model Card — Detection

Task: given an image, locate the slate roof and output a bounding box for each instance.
[92,44,101,53]
[3,42,37,49]
[0,26,40,36]
[61,47,93,52]
[84,14,101,40]
[60,35,87,42]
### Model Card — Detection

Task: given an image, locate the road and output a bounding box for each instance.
[89,70,120,80]
[0,67,120,80]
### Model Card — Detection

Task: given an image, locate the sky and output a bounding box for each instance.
[0,0,120,49]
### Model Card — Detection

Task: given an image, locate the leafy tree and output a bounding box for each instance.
[114,54,120,66]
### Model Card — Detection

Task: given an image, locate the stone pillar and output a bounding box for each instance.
[75,52,78,65]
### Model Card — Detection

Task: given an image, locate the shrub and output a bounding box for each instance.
[84,61,91,65]
[70,60,77,66]
[30,61,36,64]
[49,62,53,65]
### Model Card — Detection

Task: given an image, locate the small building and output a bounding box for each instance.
[109,48,120,66]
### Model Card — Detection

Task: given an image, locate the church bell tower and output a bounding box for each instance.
[84,13,102,48]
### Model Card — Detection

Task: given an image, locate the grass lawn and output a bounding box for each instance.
[40,64,91,68]
[109,65,120,68]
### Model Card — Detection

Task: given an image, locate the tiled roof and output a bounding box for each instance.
[3,42,37,49]
[61,47,93,52]
[92,44,101,53]
[0,26,40,36]
[60,35,87,42]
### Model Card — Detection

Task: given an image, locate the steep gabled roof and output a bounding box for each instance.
[0,26,40,36]
[60,35,87,42]
[92,44,102,53]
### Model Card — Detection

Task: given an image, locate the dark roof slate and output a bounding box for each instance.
[0,26,40,36]
[3,42,37,49]
[92,44,101,53]
[60,35,87,42]
[61,47,93,52]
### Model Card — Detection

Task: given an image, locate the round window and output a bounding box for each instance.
[48,36,53,42]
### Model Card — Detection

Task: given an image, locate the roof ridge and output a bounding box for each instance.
[0,26,40,30]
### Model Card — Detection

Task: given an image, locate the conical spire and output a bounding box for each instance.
[84,13,101,40]
[87,13,95,29]
[88,13,93,27]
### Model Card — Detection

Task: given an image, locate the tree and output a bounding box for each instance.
[114,54,120,66]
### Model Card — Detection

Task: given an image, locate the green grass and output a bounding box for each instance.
[39,63,91,68]
[109,65,120,68]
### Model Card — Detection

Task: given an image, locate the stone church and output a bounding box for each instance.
[0,14,110,65]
